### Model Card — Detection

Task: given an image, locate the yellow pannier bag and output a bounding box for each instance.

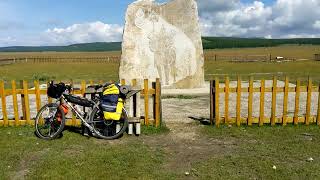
[101,84,124,121]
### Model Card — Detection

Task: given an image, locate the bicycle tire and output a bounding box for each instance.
[35,103,66,140]
[89,107,128,140]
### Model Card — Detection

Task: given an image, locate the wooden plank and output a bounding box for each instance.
[236,76,241,126]
[294,79,301,125]
[11,80,19,126]
[317,85,320,126]
[259,79,265,126]
[215,78,220,127]
[283,76,289,126]
[141,89,156,95]
[210,80,214,125]
[144,79,149,126]
[0,81,8,126]
[23,80,31,125]
[248,76,253,126]
[155,78,161,127]
[271,76,277,126]
[225,76,229,124]
[81,81,86,95]
[306,77,312,125]
[34,80,41,112]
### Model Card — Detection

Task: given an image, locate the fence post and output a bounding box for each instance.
[131,79,137,118]
[20,80,27,121]
[0,80,8,126]
[236,76,241,126]
[283,76,289,126]
[144,79,149,126]
[317,85,320,126]
[269,54,272,62]
[259,79,265,126]
[155,78,161,127]
[215,78,220,127]
[210,80,215,125]
[294,79,301,125]
[22,80,31,125]
[248,76,253,126]
[47,81,53,104]
[271,76,277,126]
[225,76,229,124]
[11,80,19,126]
[121,79,125,86]
[306,77,312,125]
[34,80,41,112]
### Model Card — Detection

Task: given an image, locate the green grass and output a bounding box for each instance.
[205,60,320,84]
[2,125,320,179]
[195,125,320,180]
[0,126,174,180]
[141,125,170,135]
[2,60,320,85]
[0,62,120,84]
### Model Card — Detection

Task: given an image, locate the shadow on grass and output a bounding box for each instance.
[188,116,211,125]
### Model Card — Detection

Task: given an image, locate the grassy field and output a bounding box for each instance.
[0,45,319,84]
[1,124,320,179]
[0,51,121,59]
[0,60,319,85]
[1,45,319,60]
[206,45,320,60]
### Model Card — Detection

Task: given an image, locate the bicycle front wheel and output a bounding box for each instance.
[35,103,65,140]
[89,107,128,140]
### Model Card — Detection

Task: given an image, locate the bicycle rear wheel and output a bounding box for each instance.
[89,107,128,140]
[35,103,65,140]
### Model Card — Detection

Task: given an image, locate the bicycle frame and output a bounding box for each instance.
[53,94,97,132]
[56,93,130,133]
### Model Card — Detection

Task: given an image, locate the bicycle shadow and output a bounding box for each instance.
[63,125,91,138]
[188,116,211,125]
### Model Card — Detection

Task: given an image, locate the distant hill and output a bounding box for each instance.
[1,37,320,52]
[0,42,121,52]
[202,37,320,49]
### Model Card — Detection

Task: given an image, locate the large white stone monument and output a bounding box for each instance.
[119,0,204,88]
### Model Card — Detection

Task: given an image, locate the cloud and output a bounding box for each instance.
[43,21,123,45]
[314,21,320,30]
[199,0,320,38]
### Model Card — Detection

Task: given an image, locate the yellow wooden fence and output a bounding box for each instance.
[0,79,161,127]
[210,76,320,127]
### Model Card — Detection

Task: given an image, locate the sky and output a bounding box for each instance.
[0,0,319,47]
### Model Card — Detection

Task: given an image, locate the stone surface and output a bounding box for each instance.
[119,0,205,89]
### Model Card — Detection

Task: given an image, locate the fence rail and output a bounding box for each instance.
[210,76,320,127]
[0,79,161,127]
[0,56,121,64]
[204,54,302,62]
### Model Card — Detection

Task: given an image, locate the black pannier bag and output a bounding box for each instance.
[47,82,67,99]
